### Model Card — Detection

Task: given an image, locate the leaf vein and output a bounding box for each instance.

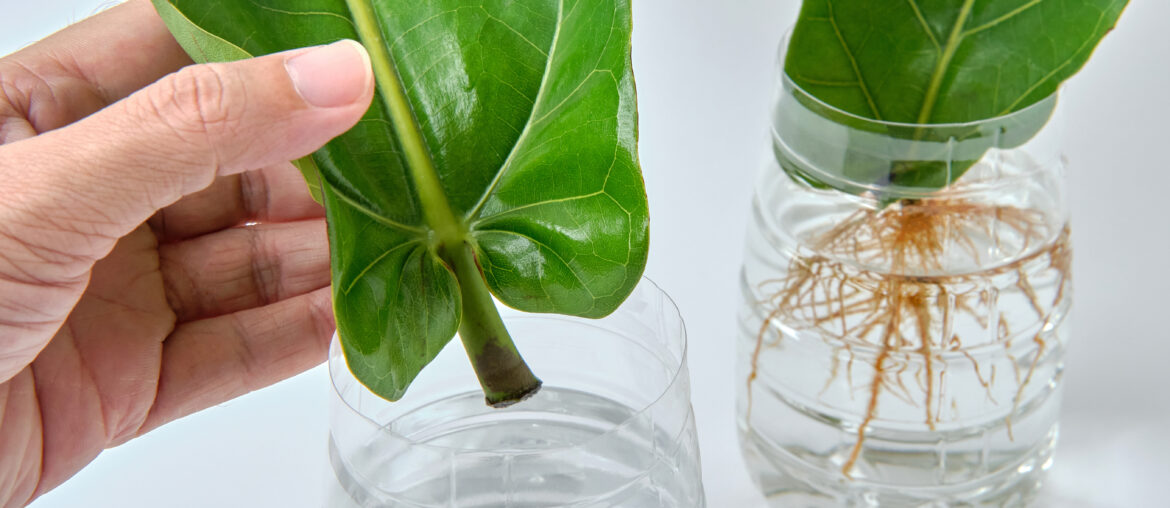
[403,46,462,94]
[329,186,425,235]
[471,191,607,226]
[905,0,941,51]
[535,70,608,125]
[963,0,1046,38]
[480,229,596,299]
[480,7,550,57]
[1000,6,1113,113]
[387,9,459,53]
[825,0,882,120]
[244,0,357,29]
[343,240,422,295]
[465,0,565,221]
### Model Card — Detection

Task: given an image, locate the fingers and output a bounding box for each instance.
[0,39,372,273]
[139,287,334,434]
[159,220,329,322]
[0,0,192,135]
[0,370,40,507]
[149,162,324,244]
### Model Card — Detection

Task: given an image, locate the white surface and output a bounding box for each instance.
[3,1,1168,507]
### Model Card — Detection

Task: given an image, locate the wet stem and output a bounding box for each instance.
[744,198,1070,477]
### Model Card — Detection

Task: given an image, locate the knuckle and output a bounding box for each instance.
[157,244,196,320]
[238,169,270,219]
[0,61,44,143]
[309,288,335,348]
[247,228,282,306]
[148,64,246,141]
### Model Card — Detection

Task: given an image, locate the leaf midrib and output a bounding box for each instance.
[916,0,977,125]
[344,0,464,244]
[821,0,1057,124]
[915,0,1058,123]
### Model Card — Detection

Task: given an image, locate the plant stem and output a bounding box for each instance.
[346,0,541,406]
[442,242,543,407]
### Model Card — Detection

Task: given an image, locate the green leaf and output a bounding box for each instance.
[291,156,325,204]
[150,0,252,63]
[154,0,647,403]
[783,0,1127,191]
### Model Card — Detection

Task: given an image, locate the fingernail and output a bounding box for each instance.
[285,40,372,108]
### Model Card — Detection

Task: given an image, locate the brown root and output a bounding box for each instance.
[746,197,1070,477]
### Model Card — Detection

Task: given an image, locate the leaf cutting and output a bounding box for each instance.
[152,0,647,406]
[783,0,1127,191]
[747,0,1128,478]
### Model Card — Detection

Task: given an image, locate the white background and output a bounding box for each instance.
[3,1,1168,506]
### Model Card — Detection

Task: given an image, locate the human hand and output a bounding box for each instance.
[0,1,374,504]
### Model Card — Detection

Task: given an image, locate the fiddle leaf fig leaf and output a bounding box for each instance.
[151,0,251,63]
[154,0,647,404]
[783,0,1127,191]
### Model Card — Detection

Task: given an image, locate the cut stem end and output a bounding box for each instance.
[443,240,542,409]
[486,378,543,408]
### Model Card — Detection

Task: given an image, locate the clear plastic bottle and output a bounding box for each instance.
[328,279,706,507]
[736,54,1070,506]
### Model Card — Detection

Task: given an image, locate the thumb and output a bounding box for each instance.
[0,39,373,260]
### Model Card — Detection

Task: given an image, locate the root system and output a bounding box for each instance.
[745,198,1070,477]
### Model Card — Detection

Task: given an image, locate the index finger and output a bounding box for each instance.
[0,0,192,131]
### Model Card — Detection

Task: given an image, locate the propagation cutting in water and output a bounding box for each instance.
[748,0,1127,477]
[152,0,647,407]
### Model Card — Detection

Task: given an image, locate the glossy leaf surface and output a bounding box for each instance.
[784,0,1126,190]
[154,0,647,401]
